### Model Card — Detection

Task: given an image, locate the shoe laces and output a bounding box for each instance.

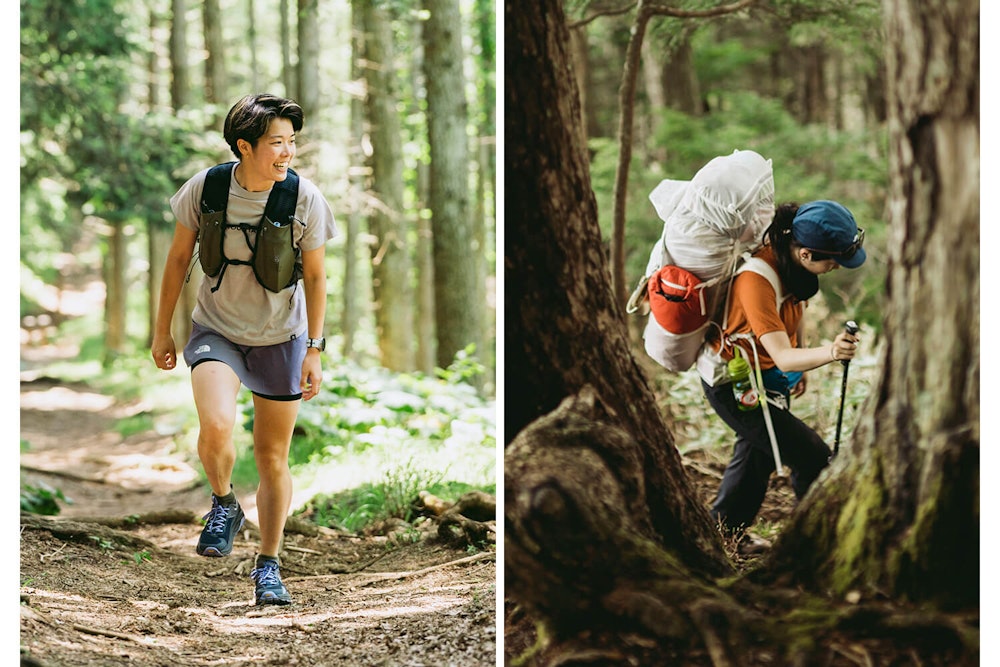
[202,497,231,534]
[252,560,282,587]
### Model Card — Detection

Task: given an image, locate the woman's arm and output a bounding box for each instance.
[299,245,327,401]
[151,223,198,370]
[759,329,859,373]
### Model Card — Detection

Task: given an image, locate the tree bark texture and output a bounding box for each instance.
[422,0,481,368]
[296,0,320,117]
[169,0,196,348]
[505,0,729,581]
[360,1,415,371]
[202,0,226,107]
[755,0,979,610]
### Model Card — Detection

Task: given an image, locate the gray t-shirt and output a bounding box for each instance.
[170,165,338,346]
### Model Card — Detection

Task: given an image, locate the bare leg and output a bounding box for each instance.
[191,362,242,497]
[251,394,300,557]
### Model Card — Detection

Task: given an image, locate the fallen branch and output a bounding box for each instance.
[285,550,495,584]
[20,465,105,484]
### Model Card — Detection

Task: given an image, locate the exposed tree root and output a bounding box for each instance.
[20,513,155,552]
[417,490,497,547]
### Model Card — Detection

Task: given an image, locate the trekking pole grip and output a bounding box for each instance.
[842,320,859,366]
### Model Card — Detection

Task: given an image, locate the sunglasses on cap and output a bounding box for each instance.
[806,228,865,259]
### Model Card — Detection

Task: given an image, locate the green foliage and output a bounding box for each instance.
[298,461,442,533]
[131,551,152,564]
[436,344,486,384]
[20,481,71,516]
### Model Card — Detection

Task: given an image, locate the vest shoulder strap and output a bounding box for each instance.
[200,162,299,223]
[201,162,235,214]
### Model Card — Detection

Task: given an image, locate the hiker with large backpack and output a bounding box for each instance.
[633,151,865,553]
[150,94,338,605]
[701,200,865,552]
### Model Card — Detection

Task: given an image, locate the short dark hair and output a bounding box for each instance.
[223,94,304,160]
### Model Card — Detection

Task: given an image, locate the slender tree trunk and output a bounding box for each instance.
[297,0,320,117]
[104,222,127,362]
[169,0,197,349]
[203,0,226,124]
[422,0,480,369]
[660,35,702,116]
[342,2,364,361]
[146,2,170,347]
[360,1,415,371]
[281,0,296,98]
[409,11,436,374]
[248,0,259,91]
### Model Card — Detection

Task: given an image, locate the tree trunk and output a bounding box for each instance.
[504,0,978,663]
[248,0,259,91]
[280,0,296,98]
[146,3,168,347]
[342,2,364,361]
[169,0,197,349]
[505,0,728,576]
[660,34,702,117]
[203,0,226,111]
[103,222,127,363]
[360,1,415,371]
[296,0,320,117]
[755,0,979,611]
[408,11,436,373]
[422,0,481,369]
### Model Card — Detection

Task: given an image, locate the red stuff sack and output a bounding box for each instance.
[647,265,708,335]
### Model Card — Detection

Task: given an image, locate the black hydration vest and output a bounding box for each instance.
[197,162,302,293]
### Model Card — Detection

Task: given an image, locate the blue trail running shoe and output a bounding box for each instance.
[251,558,292,606]
[196,496,245,557]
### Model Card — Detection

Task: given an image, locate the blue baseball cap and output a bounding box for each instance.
[791,200,867,269]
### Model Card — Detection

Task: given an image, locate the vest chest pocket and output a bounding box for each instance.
[253,215,298,292]
[198,211,226,277]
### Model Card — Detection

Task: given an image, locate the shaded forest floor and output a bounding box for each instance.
[20,343,496,666]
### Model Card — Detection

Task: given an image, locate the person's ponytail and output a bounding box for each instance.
[763,202,819,301]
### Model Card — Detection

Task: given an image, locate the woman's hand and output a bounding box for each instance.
[790,373,808,398]
[151,333,178,370]
[830,330,860,363]
[300,349,322,401]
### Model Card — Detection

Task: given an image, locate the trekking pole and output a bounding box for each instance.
[832,320,860,458]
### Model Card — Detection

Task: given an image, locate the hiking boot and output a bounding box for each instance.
[251,558,292,606]
[737,532,772,556]
[196,496,245,557]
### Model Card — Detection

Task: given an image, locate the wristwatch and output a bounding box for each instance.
[306,337,326,351]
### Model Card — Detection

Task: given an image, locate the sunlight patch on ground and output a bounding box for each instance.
[21,386,115,412]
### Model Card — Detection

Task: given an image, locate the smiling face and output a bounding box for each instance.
[236,118,297,192]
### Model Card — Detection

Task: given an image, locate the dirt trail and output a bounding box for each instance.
[20,346,496,666]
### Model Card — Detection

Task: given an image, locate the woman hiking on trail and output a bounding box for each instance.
[151,93,338,605]
[703,200,865,553]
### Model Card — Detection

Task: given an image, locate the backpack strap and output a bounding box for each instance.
[201,162,236,214]
[736,253,788,311]
[263,168,299,225]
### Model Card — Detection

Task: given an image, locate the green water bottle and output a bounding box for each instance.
[728,347,759,411]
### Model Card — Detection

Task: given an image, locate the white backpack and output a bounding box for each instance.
[630,149,778,379]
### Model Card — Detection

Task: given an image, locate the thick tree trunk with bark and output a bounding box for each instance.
[504,0,978,663]
[505,0,729,579]
[755,0,979,610]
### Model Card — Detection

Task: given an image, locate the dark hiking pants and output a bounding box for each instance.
[702,379,831,533]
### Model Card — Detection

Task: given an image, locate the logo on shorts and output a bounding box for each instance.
[195,344,211,354]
